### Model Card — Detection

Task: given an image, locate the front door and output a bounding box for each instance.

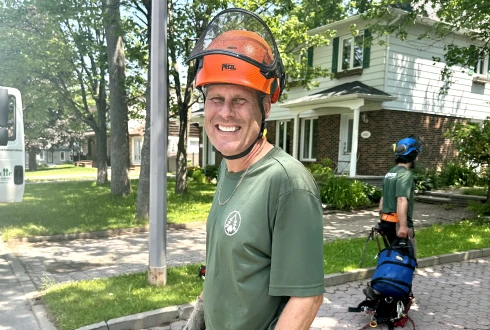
[337,113,354,173]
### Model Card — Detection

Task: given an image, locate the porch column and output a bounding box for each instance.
[349,108,360,177]
[202,128,208,168]
[292,114,299,160]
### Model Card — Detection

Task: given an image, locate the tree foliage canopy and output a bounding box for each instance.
[360,0,490,86]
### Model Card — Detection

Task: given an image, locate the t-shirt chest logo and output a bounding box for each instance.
[224,211,241,236]
[385,173,397,180]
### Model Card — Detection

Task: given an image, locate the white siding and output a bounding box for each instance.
[384,25,490,119]
[270,22,388,121]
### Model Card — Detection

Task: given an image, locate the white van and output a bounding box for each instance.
[0,87,25,203]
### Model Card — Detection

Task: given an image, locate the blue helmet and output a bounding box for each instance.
[393,136,423,156]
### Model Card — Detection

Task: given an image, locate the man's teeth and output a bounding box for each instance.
[219,125,238,132]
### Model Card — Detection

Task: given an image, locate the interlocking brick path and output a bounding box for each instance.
[145,257,490,330]
[6,202,481,330]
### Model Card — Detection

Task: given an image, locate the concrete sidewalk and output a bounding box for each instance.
[0,243,56,330]
[3,202,482,330]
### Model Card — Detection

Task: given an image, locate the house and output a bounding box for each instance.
[127,118,201,172]
[32,147,73,166]
[194,8,490,177]
[80,118,201,172]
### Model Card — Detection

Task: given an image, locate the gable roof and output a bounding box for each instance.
[282,81,396,108]
[312,81,392,97]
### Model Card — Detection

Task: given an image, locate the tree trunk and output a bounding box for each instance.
[135,1,151,219]
[95,80,109,185]
[487,178,490,203]
[95,127,108,184]
[104,0,131,196]
[28,150,37,171]
[175,105,188,194]
[136,74,151,219]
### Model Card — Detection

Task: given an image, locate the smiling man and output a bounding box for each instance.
[183,8,325,330]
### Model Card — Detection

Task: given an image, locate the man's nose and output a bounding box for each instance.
[219,100,235,118]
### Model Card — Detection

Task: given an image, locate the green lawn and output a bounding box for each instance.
[26,165,98,180]
[42,265,204,330]
[42,220,490,330]
[0,179,215,241]
[461,187,487,196]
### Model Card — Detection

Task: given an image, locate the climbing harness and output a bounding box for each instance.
[359,223,390,268]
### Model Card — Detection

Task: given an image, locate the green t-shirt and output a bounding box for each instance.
[381,165,415,228]
[203,147,325,330]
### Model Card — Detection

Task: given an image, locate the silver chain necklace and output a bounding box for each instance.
[218,164,252,206]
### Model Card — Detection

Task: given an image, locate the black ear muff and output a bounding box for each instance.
[270,78,278,96]
[395,145,406,154]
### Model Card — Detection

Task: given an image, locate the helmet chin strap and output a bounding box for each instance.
[222,95,266,160]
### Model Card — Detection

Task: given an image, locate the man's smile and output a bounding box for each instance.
[217,125,241,132]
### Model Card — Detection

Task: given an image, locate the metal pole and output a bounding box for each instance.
[148,0,168,286]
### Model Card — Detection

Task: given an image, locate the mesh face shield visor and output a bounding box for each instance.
[186,8,285,103]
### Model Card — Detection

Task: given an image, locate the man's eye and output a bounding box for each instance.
[210,97,224,103]
[233,98,246,105]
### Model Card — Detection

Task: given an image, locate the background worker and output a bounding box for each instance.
[183,8,325,330]
[378,136,423,255]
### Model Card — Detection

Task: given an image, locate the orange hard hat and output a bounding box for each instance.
[187,9,285,103]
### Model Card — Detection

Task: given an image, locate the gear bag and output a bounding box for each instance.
[371,237,417,299]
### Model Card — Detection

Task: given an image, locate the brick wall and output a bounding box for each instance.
[204,110,463,175]
[353,110,463,175]
[268,110,463,175]
[317,115,341,163]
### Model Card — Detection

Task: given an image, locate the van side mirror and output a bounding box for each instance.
[0,88,8,146]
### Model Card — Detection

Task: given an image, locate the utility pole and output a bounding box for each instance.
[148,0,168,286]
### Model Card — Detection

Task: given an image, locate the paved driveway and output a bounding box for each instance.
[5,202,483,330]
[6,202,474,291]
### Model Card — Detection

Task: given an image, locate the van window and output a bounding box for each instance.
[8,95,16,141]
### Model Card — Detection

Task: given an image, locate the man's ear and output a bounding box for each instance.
[263,95,272,119]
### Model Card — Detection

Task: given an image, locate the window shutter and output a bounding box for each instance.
[332,37,339,73]
[487,57,490,79]
[363,29,371,69]
[307,47,314,67]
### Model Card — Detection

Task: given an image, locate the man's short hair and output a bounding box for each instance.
[395,150,418,164]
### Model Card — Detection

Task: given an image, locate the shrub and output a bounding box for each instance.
[412,166,439,192]
[320,176,371,210]
[438,161,479,187]
[192,169,206,183]
[187,166,201,178]
[306,158,334,186]
[362,182,382,203]
[204,165,219,182]
[467,201,490,219]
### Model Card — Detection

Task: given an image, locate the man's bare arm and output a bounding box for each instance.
[275,295,324,330]
[396,197,409,238]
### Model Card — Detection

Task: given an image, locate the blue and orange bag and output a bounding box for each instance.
[370,237,417,298]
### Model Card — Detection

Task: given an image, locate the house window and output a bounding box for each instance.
[473,57,488,76]
[60,151,65,161]
[133,138,142,162]
[39,151,44,160]
[346,119,354,153]
[188,139,199,154]
[331,30,371,74]
[339,33,364,71]
[47,151,53,163]
[276,120,291,154]
[301,118,318,161]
